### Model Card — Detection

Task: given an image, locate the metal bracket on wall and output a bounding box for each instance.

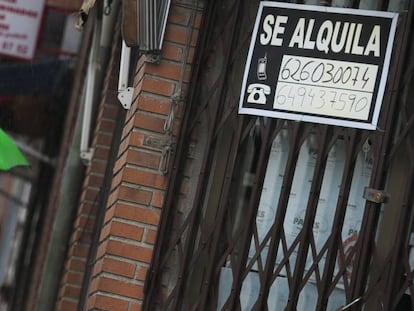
[146,52,161,64]
[363,187,388,204]
[143,136,171,149]
[143,135,174,174]
[80,148,94,165]
[118,87,133,109]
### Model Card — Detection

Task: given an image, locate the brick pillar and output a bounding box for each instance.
[55,18,123,311]
[85,1,203,310]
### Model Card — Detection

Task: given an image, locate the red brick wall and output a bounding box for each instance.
[84,1,204,310]
[55,18,122,311]
[54,1,204,310]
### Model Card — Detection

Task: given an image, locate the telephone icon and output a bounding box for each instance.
[247,83,271,105]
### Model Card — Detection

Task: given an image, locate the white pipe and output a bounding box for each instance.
[118,41,131,90]
[80,58,95,161]
[117,40,133,109]
[80,18,101,163]
[80,0,121,162]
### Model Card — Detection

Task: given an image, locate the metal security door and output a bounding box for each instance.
[144,0,414,310]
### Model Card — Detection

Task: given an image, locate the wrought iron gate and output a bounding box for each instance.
[144,0,414,310]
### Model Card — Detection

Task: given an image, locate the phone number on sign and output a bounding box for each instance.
[278,55,378,93]
[273,83,373,120]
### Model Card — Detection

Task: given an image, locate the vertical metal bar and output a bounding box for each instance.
[387,171,414,309]
[171,96,218,309]
[379,0,389,10]
[351,0,413,303]
[222,120,276,311]
[143,0,213,307]
[168,2,242,309]
[349,0,361,8]
[380,6,414,310]
[252,122,303,310]
[286,126,330,310]
[316,129,360,309]
[197,115,244,309]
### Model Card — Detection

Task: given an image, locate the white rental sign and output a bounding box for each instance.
[239,2,398,130]
[0,0,45,60]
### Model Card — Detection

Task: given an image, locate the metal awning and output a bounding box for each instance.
[122,0,171,52]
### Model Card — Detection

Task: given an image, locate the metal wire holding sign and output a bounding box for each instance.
[335,297,363,310]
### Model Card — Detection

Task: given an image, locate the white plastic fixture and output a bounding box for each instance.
[117,40,133,109]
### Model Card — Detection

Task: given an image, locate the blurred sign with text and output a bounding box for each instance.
[239,2,398,130]
[0,0,45,60]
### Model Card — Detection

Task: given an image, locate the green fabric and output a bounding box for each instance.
[0,128,29,170]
